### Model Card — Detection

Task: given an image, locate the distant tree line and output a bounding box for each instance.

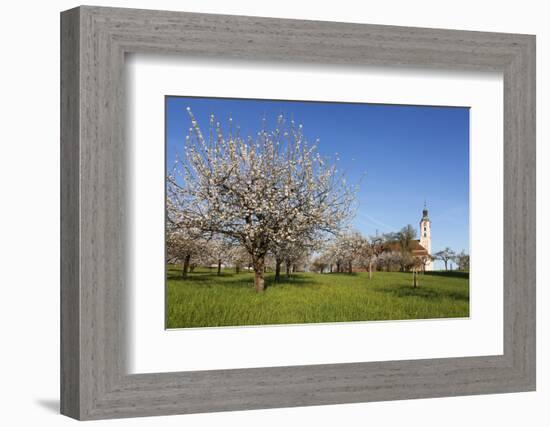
[310,226,469,288]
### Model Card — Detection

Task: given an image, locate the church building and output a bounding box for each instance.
[382,205,433,271]
[418,205,433,271]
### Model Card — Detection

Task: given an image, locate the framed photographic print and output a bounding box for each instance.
[163,96,470,329]
[61,5,536,420]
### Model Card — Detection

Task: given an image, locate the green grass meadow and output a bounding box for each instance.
[166,265,469,328]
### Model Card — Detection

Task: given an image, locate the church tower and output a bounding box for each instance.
[420,204,433,271]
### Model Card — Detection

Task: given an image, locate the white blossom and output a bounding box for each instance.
[167,109,357,291]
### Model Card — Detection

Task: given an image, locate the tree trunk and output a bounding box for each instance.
[217,259,222,275]
[348,260,353,274]
[285,260,291,279]
[189,263,196,273]
[254,258,266,293]
[275,259,282,282]
[413,270,418,288]
[444,260,448,271]
[235,262,240,274]
[182,254,191,278]
[368,260,372,279]
[336,261,341,273]
[329,264,333,273]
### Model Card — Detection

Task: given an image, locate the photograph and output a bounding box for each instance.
[165,96,470,329]
[49,2,538,422]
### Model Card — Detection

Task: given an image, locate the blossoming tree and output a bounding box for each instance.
[167,109,355,292]
[166,227,204,278]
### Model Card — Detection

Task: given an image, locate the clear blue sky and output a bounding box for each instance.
[166,96,470,269]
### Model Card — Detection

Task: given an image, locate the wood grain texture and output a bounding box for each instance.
[60,7,80,419]
[60,5,536,420]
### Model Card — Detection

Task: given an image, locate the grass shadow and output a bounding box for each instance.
[167,270,241,281]
[265,274,320,288]
[322,272,360,277]
[374,283,469,302]
[167,269,322,289]
[424,271,469,279]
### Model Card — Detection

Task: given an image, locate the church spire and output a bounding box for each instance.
[420,202,433,270]
[422,201,429,220]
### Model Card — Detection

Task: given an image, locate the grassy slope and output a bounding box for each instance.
[166,266,469,328]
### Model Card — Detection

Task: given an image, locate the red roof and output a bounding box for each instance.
[384,240,429,256]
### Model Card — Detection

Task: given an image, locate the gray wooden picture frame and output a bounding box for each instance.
[60,5,536,420]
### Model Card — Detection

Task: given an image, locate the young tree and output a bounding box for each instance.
[203,237,235,276]
[229,245,251,274]
[271,239,312,282]
[434,247,456,271]
[284,234,321,279]
[418,254,434,273]
[384,226,426,287]
[376,250,402,272]
[284,247,304,279]
[376,251,391,272]
[316,245,339,273]
[411,257,424,288]
[168,110,355,292]
[454,250,470,271]
[166,199,208,278]
[358,236,384,279]
[383,225,417,272]
[289,249,311,274]
[396,224,417,254]
[165,216,205,278]
[335,231,367,274]
[325,241,345,273]
[311,256,329,274]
